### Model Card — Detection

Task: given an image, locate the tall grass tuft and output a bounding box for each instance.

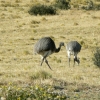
[92,47,100,68]
[30,70,52,80]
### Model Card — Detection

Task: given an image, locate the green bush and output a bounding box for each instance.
[0,85,67,100]
[92,47,100,67]
[54,0,70,10]
[28,4,56,15]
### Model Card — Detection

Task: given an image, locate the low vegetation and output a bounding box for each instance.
[28,0,70,15]
[93,47,100,68]
[30,70,52,80]
[28,5,56,15]
[0,84,67,100]
[53,0,70,10]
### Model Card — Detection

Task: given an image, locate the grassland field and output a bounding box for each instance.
[0,0,100,99]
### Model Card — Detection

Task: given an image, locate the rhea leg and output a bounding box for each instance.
[40,52,48,66]
[40,56,44,66]
[67,51,71,67]
[73,53,79,67]
[73,53,77,67]
[45,59,52,70]
[40,57,52,70]
[73,57,76,67]
[74,57,79,66]
[68,58,70,67]
[40,52,53,70]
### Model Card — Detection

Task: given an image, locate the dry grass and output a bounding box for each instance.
[0,0,100,90]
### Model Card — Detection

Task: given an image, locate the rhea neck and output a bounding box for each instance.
[55,44,62,53]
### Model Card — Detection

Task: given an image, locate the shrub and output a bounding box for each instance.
[92,47,100,67]
[54,0,70,10]
[0,85,67,100]
[94,3,100,10]
[28,4,56,15]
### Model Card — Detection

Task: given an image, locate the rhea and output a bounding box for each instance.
[34,37,64,70]
[66,41,81,67]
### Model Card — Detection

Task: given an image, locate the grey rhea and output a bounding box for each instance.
[34,37,64,70]
[66,41,81,67]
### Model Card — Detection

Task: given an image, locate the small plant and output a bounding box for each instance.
[82,57,87,61]
[30,37,34,40]
[28,4,56,15]
[31,20,40,24]
[92,47,100,68]
[54,0,70,10]
[74,22,79,26]
[57,59,61,63]
[80,40,85,46]
[41,17,47,21]
[24,50,30,55]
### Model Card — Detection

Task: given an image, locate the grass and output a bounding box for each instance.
[0,0,100,99]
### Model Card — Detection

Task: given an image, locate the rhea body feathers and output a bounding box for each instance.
[34,37,64,70]
[66,41,81,67]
